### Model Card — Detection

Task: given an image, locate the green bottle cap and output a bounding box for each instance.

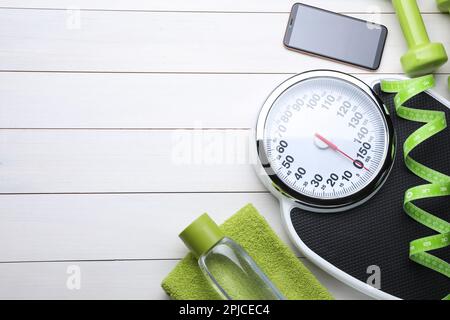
[179,213,224,258]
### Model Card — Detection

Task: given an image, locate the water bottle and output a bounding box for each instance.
[179,213,285,300]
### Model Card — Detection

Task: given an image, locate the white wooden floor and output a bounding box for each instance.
[0,0,449,300]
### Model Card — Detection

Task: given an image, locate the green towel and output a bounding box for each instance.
[161,204,333,300]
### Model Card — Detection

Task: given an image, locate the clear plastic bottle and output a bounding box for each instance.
[179,213,285,300]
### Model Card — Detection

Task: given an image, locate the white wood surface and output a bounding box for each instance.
[0,259,370,300]
[0,193,282,261]
[0,10,448,74]
[0,0,449,299]
[1,73,449,129]
[0,0,440,13]
[0,129,262,193]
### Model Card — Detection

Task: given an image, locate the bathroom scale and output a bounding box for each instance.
[255,70,450,300]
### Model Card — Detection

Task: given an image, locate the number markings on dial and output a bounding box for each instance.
[263,78,388,200]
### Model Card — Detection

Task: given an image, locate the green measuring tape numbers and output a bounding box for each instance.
[381,75,450,300]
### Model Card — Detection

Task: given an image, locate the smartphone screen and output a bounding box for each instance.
[284,3,387,70]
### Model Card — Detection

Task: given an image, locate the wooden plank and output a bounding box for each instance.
[0,0,439,13]
[0,10,448,73]
[0,193,286,262]
[0,129,263,194]
[0,72,288,129]
[0,259,371,299]
[1,73,449,129]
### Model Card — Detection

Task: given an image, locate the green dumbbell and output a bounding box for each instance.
[393,0,448,77]
[436,1,449,89]
[436,0,450,13]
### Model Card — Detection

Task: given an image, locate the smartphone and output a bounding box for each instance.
[284,3,388,70]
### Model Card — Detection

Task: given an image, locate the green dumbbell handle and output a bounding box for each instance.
[436,0,450,13]
[438,0,450,89]
[392,0,448,77]
[392,0,430,48]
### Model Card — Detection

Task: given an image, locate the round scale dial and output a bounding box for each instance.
[257,71,394,210]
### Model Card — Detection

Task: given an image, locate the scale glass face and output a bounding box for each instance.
[256,71,395,211]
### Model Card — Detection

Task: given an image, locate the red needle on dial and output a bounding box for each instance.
[314,133,370,172]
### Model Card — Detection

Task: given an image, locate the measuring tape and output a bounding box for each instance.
[381,75,450,300]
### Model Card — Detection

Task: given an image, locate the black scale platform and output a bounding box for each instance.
[290,83,450,300]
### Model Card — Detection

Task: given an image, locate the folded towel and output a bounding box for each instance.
[161,204,333,300]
